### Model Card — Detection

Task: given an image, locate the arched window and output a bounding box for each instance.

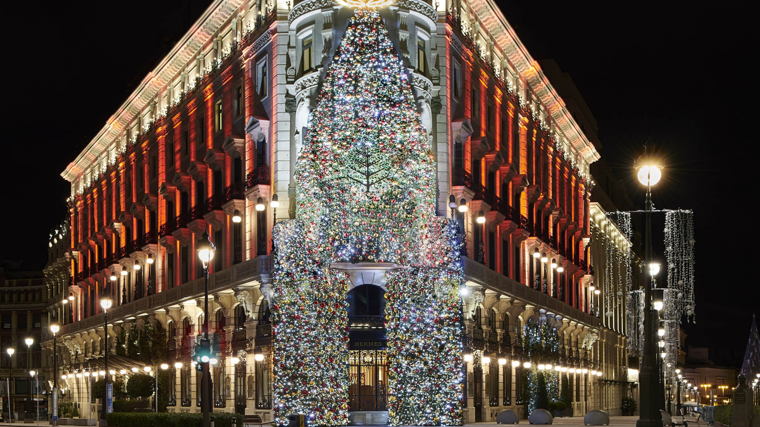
[489,310,497,329]
[235,305,246,330]
[347,285,385,317]
[168,321,176,340]
[258,300,271,324]
[215,310,226,333]
[183,318,192,336]
[474,306,483,328]
[503,314,510,334]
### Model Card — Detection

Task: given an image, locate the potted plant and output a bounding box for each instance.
[550,400,567,417]
[621,397,637,416]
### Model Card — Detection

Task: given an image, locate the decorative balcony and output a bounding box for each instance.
[224,182,245,202]
[144,229,158,245]
[246,165,271,189]
[451,167,473,188]
[188,205,208,234]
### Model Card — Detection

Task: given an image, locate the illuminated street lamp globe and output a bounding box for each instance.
[637,165,662,187]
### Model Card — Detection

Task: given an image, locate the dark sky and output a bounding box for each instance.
[2,1,755,365]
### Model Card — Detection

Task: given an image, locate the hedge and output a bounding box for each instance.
[106,412,244,427]
[712,405,760,426]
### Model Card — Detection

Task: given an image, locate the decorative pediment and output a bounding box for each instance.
[159,182,177,202]
[187,161,207,182]
[142,192,158,211]
[488,151,506,172]
[129,202,145,220]
[204,148,226,172]
[222,135,245,158]
[451,118,474,144]
[471,136,491,160]
[500,162,518,183]
[512,174,529,192]
[172,172,191,193]
[245,116,270,142]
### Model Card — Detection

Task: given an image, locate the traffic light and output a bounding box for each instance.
[194,337,211,369]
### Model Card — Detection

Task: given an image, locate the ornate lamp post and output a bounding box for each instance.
[100,293,113,423]
[636,161,663,427]
[197,231,216,427]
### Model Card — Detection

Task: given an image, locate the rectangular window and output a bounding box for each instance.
[235,86,243,117]
[452,61,462,98]
[257,59,268,98]
[472,88,480,121]
[214,100,223,132]
[417,39,426,74]
[302,37,313,72]
[167,142,174,167]
[503,364,512,405]
[488,103,495,135]
[182,130,189,156]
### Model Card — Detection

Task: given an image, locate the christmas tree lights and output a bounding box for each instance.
[271,220,351,426]
[271,7,463,427]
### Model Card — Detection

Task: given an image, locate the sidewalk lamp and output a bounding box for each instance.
[649,263,661,276]
[653,289,664,311]
[8,347,15,422]
[636,155,663,427]
[25,337,34,421]
[100,293,113,423]
[197,231,216,427]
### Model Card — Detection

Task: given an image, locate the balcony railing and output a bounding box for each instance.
[144,229,157,245]
[224,182,245,202]
[452,167,473,188]
[206,194,223,212]
[175,212,190,229]
[246,165,271,189]
[190,205,206,220]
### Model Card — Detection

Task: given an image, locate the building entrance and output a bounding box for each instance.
[348,349,388,411]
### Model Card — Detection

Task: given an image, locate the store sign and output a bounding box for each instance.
[350,341,385,349]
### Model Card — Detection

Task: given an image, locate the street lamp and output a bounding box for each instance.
[30,370,39,423]
[232,209,242,223]
[100,293,113,423]
[50,323,60,425]
[636,157,663,427]
[197,231,216,427]
[25,337,34,421]
[7,347,15,422]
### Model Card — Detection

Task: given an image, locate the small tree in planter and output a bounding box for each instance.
[549,401,567,417]
[621,397,637,416]
[127,373,155,402]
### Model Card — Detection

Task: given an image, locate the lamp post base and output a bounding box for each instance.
[637,419,664,427]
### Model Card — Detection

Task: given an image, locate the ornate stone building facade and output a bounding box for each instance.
[43,0,634,422]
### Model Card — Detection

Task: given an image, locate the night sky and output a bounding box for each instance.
[1,1,754,367]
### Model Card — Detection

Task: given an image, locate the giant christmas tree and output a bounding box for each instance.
[271,8,463,427]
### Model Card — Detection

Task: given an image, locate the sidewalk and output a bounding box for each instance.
[464,415,640,427]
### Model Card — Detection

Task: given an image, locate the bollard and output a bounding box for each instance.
[211,415,216,427]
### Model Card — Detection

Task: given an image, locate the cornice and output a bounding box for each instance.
[465,0,600,167]
[62,0,244,183]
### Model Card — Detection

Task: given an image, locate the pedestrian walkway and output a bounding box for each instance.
[464,415,639,427]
